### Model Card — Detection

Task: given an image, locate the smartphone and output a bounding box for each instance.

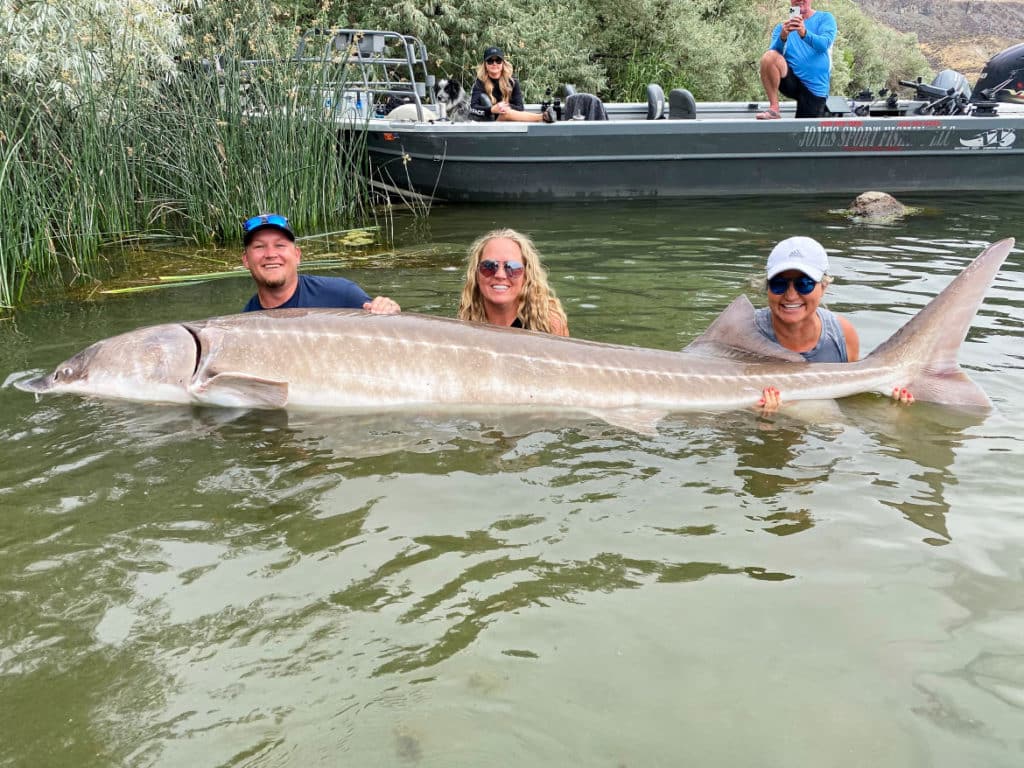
[789,6,800,18]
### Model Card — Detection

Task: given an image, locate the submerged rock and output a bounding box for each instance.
[846,191,914,222]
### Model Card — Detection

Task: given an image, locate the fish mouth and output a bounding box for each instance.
[9,370,51,393]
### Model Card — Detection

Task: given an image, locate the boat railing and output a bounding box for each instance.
[282,28,436,120]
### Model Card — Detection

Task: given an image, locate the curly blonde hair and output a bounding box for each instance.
[458,228,568,335]
[475,58,515,103]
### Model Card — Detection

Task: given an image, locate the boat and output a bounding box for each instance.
[290,30,1024,202]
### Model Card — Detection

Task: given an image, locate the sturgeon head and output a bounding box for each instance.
[14,323,199,404]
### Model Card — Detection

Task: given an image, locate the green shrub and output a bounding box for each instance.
[0,1,373,307]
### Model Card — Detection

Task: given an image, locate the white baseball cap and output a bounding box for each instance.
[766,236,830,281]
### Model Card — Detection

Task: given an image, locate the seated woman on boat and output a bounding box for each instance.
[469,47,556,123]
[458,228,569,336]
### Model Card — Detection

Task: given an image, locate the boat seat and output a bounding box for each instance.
[563,84,577,97]
[668,88,697,119]
[564,93,609,120]
[646,84,666,119]
[824,94,849,116]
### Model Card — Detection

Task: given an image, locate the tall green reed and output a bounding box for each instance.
[143,43,374,245]
[0,30,374,309]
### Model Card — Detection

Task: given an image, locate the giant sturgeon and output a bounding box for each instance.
[14,239,1014,428]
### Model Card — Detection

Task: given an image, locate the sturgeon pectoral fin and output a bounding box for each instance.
[192,373,289,409]
[769,399,846,423]
[595,408,668,435]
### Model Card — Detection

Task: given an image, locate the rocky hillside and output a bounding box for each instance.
[852,0,1023,78]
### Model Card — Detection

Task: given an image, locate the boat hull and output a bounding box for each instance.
[366,113,1024,201]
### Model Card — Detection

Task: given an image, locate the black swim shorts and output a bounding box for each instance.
[779,70,826,118]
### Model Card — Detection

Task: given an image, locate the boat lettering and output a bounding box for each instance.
[797,125,913,150]
[927,127,957,147]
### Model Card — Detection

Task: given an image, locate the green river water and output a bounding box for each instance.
[1,195,1023,767]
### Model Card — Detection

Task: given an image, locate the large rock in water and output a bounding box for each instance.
[848,191,908,220]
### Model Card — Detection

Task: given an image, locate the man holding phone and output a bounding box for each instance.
[756,0,837,119]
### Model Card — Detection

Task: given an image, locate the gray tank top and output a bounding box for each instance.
[754,307,849,362]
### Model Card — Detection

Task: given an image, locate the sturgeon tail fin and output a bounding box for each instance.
[865,237,1014,408]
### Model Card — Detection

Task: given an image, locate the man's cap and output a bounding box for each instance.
[242,213,295,246]
[482,46,504,62]
[766,236,830,281]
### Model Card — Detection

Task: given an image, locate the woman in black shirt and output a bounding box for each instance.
[469,46,555,123]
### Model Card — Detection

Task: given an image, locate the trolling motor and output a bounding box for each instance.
[897,75,972,115]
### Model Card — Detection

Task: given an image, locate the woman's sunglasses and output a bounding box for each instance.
[485,57,503,65]
[243,213,289,233]
[768,275,818,295]
[478,259,524,278]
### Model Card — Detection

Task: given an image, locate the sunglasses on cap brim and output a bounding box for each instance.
[243,213,289,233]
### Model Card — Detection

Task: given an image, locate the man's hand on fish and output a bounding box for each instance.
[364,296,402,314]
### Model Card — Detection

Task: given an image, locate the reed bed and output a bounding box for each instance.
[0,34,374,309]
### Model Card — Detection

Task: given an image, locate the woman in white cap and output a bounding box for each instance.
[756,235,859,362]
[755,236,867,409]
[469,46,556,123]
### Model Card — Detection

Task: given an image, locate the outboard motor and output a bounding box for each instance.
[974,43,1024,103]
[931,69,971,101]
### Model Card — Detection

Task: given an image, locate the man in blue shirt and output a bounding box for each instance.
[757,0,837,119]
[240,213,401,314]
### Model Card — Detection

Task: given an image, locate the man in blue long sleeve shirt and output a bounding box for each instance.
[757,0,837,119]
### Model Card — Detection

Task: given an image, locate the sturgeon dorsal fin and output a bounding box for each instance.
[683,295,806,363]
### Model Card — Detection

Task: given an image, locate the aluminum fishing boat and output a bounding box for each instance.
[297,30,1024,202]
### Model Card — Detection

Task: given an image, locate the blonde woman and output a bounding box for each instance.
[458,229,569,336]
[469,46,555,123]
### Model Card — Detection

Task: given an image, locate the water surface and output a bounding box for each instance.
[2,195,1023,767]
